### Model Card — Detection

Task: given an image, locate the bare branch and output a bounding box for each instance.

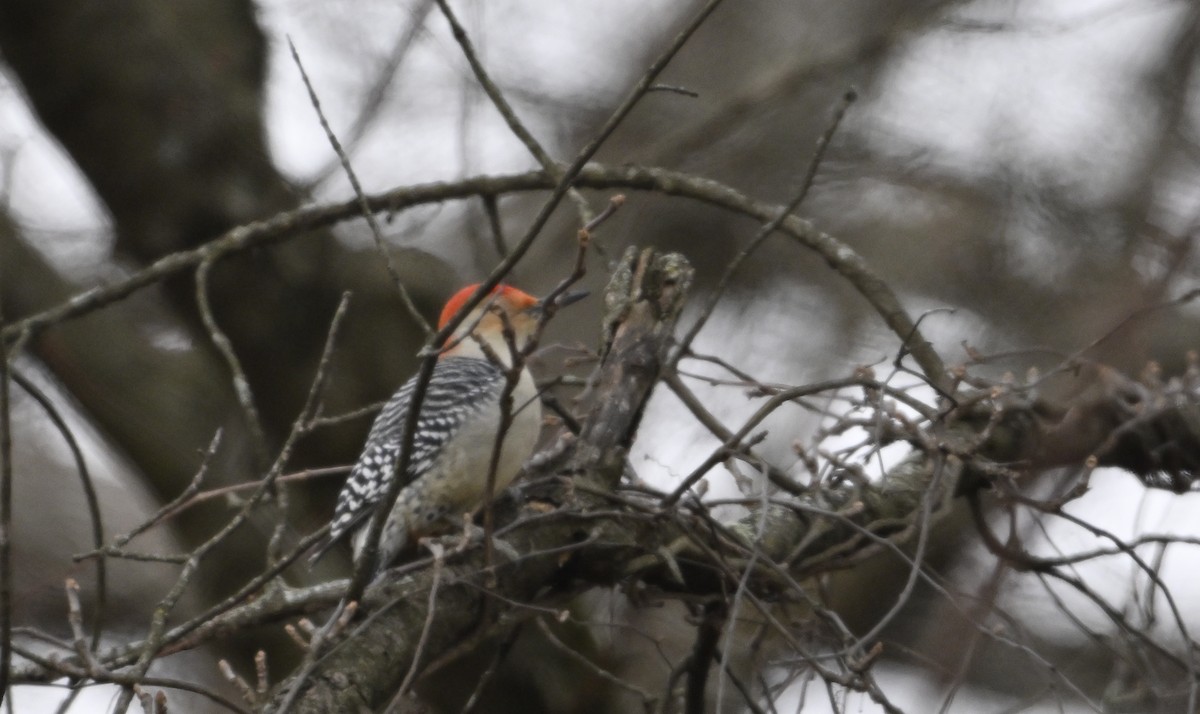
[1,163,944,390]
[287,38,432,337]
[0,296,11,703]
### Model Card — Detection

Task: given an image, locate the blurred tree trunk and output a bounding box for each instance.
[0,0,445,530]
[0,0,328,453]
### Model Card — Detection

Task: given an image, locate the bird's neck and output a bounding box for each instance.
[443,330,526,368]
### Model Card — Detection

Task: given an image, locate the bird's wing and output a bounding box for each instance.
[307,357,506,566]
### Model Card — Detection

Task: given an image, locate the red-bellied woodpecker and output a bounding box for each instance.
[310,283,583,572]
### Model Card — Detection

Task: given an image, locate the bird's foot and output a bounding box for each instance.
[419,514,519,562]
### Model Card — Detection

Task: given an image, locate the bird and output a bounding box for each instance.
[309,283,584,573]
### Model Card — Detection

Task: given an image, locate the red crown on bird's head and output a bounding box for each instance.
[438,284,538,331]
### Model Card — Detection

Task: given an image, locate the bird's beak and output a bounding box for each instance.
[551,289,589,309]
[531,289,588,316]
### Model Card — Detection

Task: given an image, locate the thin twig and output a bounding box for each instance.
[196,256,269,471]
[433,0,594,225]
[78,550,187,565]
[152,529,334,660]
[479,213,597,578]
[536,616,657,709]
[663,373,805,496]
[712,649,769,714]
[715,469,765,714]
[51,685,83,714]
[219,658,257,705]
[271,598,351,714]
[388,543,445,708]
[661,377,883,506]
[287,38,431,337]
[479,317,523,587]
[63,579,99,675]
[110,467,347,538]
[846,454,943,655]
[11,370,106,650]
[255,649,269,698]
[13,643,249,714]
[109,431,223,551]
[481,194,508,260]
[0,303,11,706]
[459,622,525,713]
[299,0,437,190]
[673,89,857,363]
[647,83,699,97]
[479,209,599,578]
[1080,288,1200,362]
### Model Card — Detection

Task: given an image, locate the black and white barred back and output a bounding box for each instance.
[309,356,507,566]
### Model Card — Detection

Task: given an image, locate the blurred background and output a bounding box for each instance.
[2,0,1199,711]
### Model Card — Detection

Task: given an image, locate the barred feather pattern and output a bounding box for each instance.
[309,356,507,565]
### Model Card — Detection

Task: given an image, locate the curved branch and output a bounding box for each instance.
[2,163,948,392]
